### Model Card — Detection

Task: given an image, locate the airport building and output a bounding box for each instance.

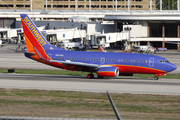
[1,0,156,11]
[0,0,180,50]
[105,14,180,50]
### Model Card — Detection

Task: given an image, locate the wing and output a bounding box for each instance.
[165,42,180,44]
[162,34,180,44]
[50,59,100,72]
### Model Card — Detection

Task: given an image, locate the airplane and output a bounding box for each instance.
[163,34,180,44]
[20,14,177,80]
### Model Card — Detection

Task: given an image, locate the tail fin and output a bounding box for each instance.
[99,45,106,52]
[20,14,63,60]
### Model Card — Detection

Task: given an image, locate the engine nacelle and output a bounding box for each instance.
[98,66,119,77]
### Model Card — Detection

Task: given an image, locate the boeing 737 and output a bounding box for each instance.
[20,14,177,80]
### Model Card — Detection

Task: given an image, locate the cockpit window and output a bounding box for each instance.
[160,60,169,63]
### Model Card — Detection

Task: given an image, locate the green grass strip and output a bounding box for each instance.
[0,68,180,79]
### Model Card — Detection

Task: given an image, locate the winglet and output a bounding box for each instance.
[162,34,166,43]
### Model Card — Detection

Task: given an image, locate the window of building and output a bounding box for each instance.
[0,4,13,7]
[101,5,106,8]
[78,5,84,8]
[135,5,143,8]
[165,23,177,37]
[70,5,75,8]
[44,5,51,8]
[91,5,99,8]
[108,5,113,8]
[53,0,65,1]
[16,5,24,7]
[150,23,162,37]
[53,5,68,8]
[25,5,30,7]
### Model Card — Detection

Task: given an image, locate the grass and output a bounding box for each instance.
[0,88,179,119]
[0,68,180,79]
[0,68,180,119]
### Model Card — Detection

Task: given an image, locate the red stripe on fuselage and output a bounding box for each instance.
[112,65,166,74]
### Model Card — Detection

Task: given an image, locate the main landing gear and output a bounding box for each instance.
[154,76,158,80]
[87,74,94,79]
[87,73,105,79]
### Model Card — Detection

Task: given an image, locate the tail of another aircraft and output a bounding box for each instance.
[99,45,106,52]
[20,14,64,60]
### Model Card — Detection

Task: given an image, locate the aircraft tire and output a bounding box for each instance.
[87,74,94,79]
[154,76,158,80]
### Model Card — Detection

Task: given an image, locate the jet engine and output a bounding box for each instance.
[97,66,119,77]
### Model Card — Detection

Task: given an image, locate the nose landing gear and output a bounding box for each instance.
[154,76,158,80]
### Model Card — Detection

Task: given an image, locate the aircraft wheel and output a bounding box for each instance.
[87,74,94,79]
[154,76,158,80]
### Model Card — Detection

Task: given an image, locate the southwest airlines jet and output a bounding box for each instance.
[20,14,177,80]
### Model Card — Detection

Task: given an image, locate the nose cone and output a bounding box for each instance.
[167,63,177,72]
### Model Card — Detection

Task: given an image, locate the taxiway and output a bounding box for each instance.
[0,73,180,95]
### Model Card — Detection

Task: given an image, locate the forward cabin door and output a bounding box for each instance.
[149,57,154,67]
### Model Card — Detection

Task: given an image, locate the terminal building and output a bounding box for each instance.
[105,14,180,50]
[1,0,156,10]
[0,0,180,50]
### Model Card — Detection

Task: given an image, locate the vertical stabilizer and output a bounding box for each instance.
[20,14,55,60]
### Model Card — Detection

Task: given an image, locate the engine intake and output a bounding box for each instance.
[98,66,119,77]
